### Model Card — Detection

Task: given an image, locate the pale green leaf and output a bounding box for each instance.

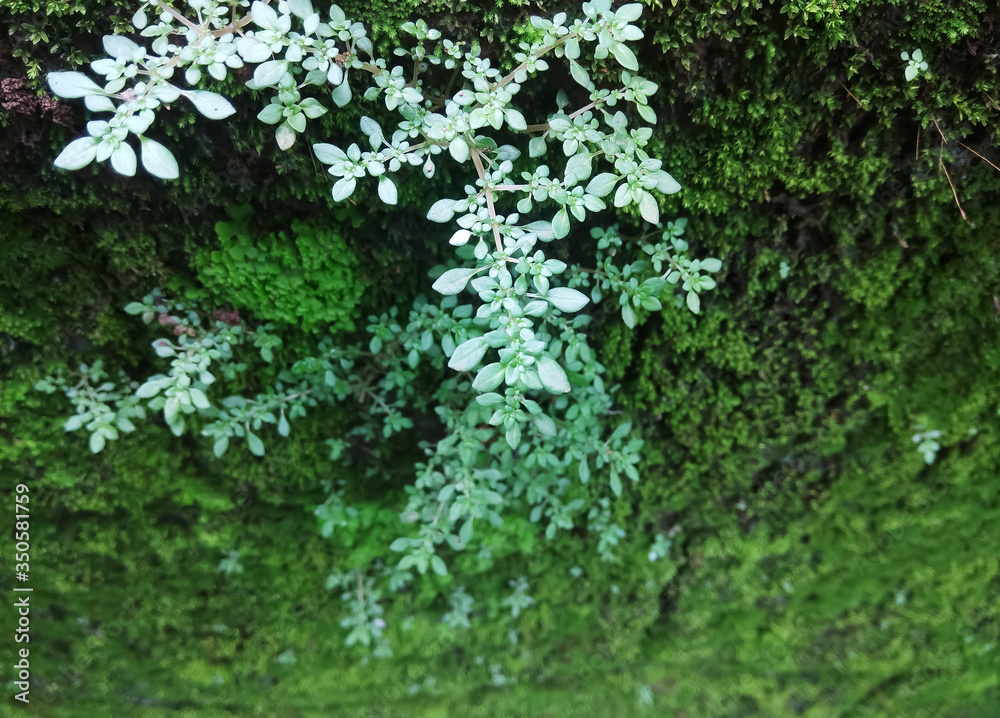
[547,287,589,313]
[185,91,236,119]
[54,137,99,170]
[47,71,105,99]
[448,336,488,372]
[139,137,179,179]
[246,431,265,456]
[378,176,398,205]
[537,355,570,394]
[427,199,456,223]
[432,267,477,295]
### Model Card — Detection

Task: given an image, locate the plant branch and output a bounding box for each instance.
[470,145,505,254]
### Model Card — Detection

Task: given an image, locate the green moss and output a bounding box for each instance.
[191,205,367,333]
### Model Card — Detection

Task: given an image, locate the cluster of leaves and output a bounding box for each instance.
[46,0,718,422]
[911,427,943,464]
[34,359,146,453]
[37,190,708,649]
[39,0,732,657]
[193,204,366,333]
[901,49,930,82]
[568,218,723,322]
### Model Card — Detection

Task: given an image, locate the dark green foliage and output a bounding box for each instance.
[1,0,999,715]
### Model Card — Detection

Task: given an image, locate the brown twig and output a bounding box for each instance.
[154,0,199,31]
[838,80,864,108]
[930,118,968,222]
[957,141,1000,174]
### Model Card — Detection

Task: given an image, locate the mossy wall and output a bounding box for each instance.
[1,0,998,715]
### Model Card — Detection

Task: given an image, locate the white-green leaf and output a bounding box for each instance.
[537,355,571,394]
[213,436,229,457]
[139,137,178,179]
[257,103,283,124]
[547,287,589,313]
[637,103,656,124]
[534,413,556,436]
[565,152,592,183]
[186,387,209,410]
[103,35,141,60]
[610,469,622,497]
[505,108,527,131]
[687,291,701,314]
[586,172,618,197]
[430,555,448,576]
[472,362,505,392]
[331,79,351,107]
[277,414,290,437]
[360,115,382,141]
[287,0,314,18]
[253,59,289,87]
[528,136,546,158]
[110,143,137,176]
[84,95,116,112]
[638,190,659,224]
[701,258,722,272]
[449,229,471,246]
[288,113,307,133]
[568,60,591,89]
[505,423,522,450]
[64,414,85,432]
[275,121,296,150]
[124,113,154,135]
[621,303,636,328]
[48,71,105,99]
[615,3,643,22]
[449,137,470,163]
[614,183,631,208]
[251,1,281,31]
[432,267,477,295]
[612,42,639,71]
[246,431,265,456]
[552,208,570,239]
[378,176,398,205]
[54,137,100,170]
[150,84,181,102]
[136,380,164,398]
[313,143,346,164]
[427,198,456,223]
[448,337,489,372]
[90,432,106,454]
[655,171,682,194]
[185,91,236,119]
[237,37,272,63]
[332,176,356,201]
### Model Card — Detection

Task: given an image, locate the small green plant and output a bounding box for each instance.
[912,427,942,464]
[194,204,365,333]
[501,576,534,618]
[901,49,929,82]
[648,533,672,562]
[217,550,244,575]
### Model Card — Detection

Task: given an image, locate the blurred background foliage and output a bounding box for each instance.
[1,0,998,715]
